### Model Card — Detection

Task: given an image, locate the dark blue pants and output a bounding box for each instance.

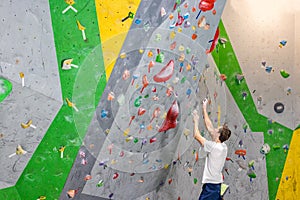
[199,183,222,200]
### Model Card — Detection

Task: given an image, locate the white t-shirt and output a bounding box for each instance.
[202,140,227,183]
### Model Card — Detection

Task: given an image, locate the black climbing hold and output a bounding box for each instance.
[274,102,284,113]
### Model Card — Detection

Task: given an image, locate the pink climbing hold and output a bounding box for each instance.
[153,60,175,82]
[158,100,179,132]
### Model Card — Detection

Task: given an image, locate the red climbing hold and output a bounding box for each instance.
[199,0,216,12]
[158,100,179,132]
[113,172,119,179]
[206,27,219,54]
[140,75,149,93]
[153,60,174,82]
[138,108,146,116]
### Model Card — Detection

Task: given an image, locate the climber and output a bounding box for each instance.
[192,98,231,200]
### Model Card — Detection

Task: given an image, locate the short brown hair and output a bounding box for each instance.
[219,124,231,143]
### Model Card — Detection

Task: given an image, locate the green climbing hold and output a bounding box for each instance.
[193,178,198,184]
[134,138,139,143]
[272,143,280,150]
[181,77,186,83]
[96,180,104,187]
[247,171,256,179]
[280,70,290,78]
[0,77,12,103]
[134,96,142,107]
[156,52,165,63]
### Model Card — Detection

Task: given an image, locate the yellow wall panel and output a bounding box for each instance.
[95,0,141,80]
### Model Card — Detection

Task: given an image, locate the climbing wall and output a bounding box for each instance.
[61,0,229,199]
[0,0,62,190]
[0,0,300,200]
[220,0,300,199]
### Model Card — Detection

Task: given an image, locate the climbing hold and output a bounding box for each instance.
[101,109,108,118]
[155,33,162,41]
[242,92,247,100]
[153,60,174,82]
[206,27,219,54]
[135,18,142,24]
[247,169,257,182]
[150,107,161,123]
[122,69,130,80]
[279,40,287,48]
[219,74,227,81]
[186,88,192,97]
[272,143,280,150]
[155,49,165,63]
[194,178,198,184]
[67,189,78,198]
[113,172,119,179]
[286,87,292,95]
[131,73,140,85]
[186,47,191,54]
[282,144,289,153]
[161,7,166,17]
[236,74,244,84]
[235,149,246,159]
[62,58,78,70]
[178,53,185,62]
[274,102,284,113]
[257,96,262,106]
[260,143,270,155]
[83,175,92,181]
[107,92,115,101]
[184,21,191,28]
[191,33,197,40]
[134,96,143,107]
[175,12,184,26]
[248,160,255,170]
[199,0,216,12]
[166,86,174,97]
[196,0,216,19]
[143,21,150,31]
[198,16,206,28]
[178,45,185,52]
[218,38,228,48]
[76,20,87,41]
[139,123,145,133]
[138,107,146,116]
[140,75,149,93]
[122,12,134,22]
[150,138,157,143]
[158,100,179,132]
[280,69,290,78]
[170,31,176,39]
[242,123,248,133]
[170,41,177,50]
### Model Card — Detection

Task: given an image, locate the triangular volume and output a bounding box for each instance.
[220,183,229,197]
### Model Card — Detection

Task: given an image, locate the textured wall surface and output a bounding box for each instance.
[0,0,62,102]
[0,0,62,190]
[0,80,61,189]
[1,0,299,199]
[222,0,299,130]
